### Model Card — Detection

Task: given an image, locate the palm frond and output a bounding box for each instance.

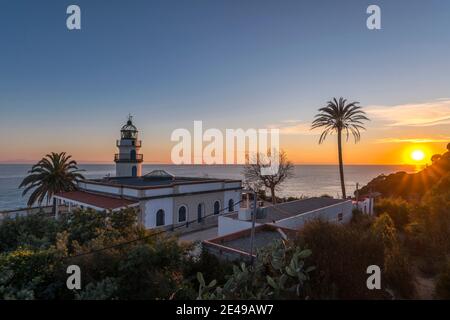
[311,97,369,144]
[19,152,85,207]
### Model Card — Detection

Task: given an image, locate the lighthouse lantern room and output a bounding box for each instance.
[114,115,143,177]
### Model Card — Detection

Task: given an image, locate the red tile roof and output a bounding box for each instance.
[55,191,138,210]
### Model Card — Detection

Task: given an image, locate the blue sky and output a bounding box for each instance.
[0,0,449,163]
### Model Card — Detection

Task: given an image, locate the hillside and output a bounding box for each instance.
[358,144,450,199]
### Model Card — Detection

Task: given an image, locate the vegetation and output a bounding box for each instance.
[311,97,369,199]
[0,190,448,300]
[19,152,85,207]
[297,216,415,299]
[243,150,294,204]
[0,208,204,300]
[354,144,450,297]
[197,240,315,299]
[435,263,450,299]
[2,146,449,299]
[374,198,411,231]
[359,144,450,199]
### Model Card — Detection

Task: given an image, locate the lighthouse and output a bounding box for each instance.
[114,115,143,177]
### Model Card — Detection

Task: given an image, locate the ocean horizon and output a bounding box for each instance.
[0,164,418,211]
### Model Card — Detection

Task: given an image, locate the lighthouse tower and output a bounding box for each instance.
[114,115,143,177]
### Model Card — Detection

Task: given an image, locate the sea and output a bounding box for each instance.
[0,164,418,211]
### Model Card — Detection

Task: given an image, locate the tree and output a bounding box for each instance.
[19,152,85,207]
[311,98,369,199]
[243,150,294,204]
[431,154,442,163]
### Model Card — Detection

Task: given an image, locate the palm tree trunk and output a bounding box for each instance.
[337,129,347,199]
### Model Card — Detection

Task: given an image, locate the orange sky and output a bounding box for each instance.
[1,99,449,165]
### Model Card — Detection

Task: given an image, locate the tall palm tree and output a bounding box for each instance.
[311,98,369,199]
[19,152,85,207]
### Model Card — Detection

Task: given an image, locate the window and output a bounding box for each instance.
[178,206,187,222]
[156,209,165,226]
[337,213,343,221]
[132,166,137,177]
[197,203,204,222]
[228,199,234,212]
[214,201,221,215]
[130,149,137,161]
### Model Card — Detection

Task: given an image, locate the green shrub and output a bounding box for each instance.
[372,213,397,249]
[383,246,415,298]
[298,220,386,299]
[197,240,315,300]
[374,198,411,231]
[0,212,59,252]
[0,247,67,299]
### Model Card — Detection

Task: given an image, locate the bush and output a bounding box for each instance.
[404,173,450,274]
[197,240,315,300]
[371,214,415,298]
[0,212,59,252]
[0,208,198,300]
[182,250,233,292]
[435,263,450,299]
[297,220,386,299]
[350,208,373,229]
[383,246,415,298]
[374,198,411,231]
[0,247,66,299]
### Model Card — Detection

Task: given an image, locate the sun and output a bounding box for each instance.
[411,150,425,162]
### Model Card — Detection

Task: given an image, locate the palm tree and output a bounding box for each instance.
[19,152,85,208]
[311,98,369,199]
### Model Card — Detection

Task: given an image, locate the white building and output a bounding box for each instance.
[353,197,375,215]
[218,196,353,236]
[54,117,242,230]
[115,115,143,177]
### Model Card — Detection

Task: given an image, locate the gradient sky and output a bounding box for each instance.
[0,0,449,164]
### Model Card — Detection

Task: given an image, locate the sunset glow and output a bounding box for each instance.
[411,150,425,162]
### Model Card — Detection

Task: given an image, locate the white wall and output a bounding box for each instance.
[81,182,121,195]
[144,187,173,197]
[178,182,223,194]
[224,182,242,189]
[122,188,140,197]
[275,201,353,229]
[354,198,374,215]
[218,215,260,236]
[116,162,142,177]
[224,189,241,212]
[144,198,174,228]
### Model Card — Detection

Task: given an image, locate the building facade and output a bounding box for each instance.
[217,197,353,236]
[54,117,243,231]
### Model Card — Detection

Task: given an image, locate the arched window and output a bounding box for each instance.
[156,209,165,226]
[228,199,234,212]
[197,203,204,222]
[214,201,221,215]
[131,166,137,177]
[178,206,187,222]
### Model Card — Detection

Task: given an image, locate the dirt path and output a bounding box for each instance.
[414,268,436,299]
